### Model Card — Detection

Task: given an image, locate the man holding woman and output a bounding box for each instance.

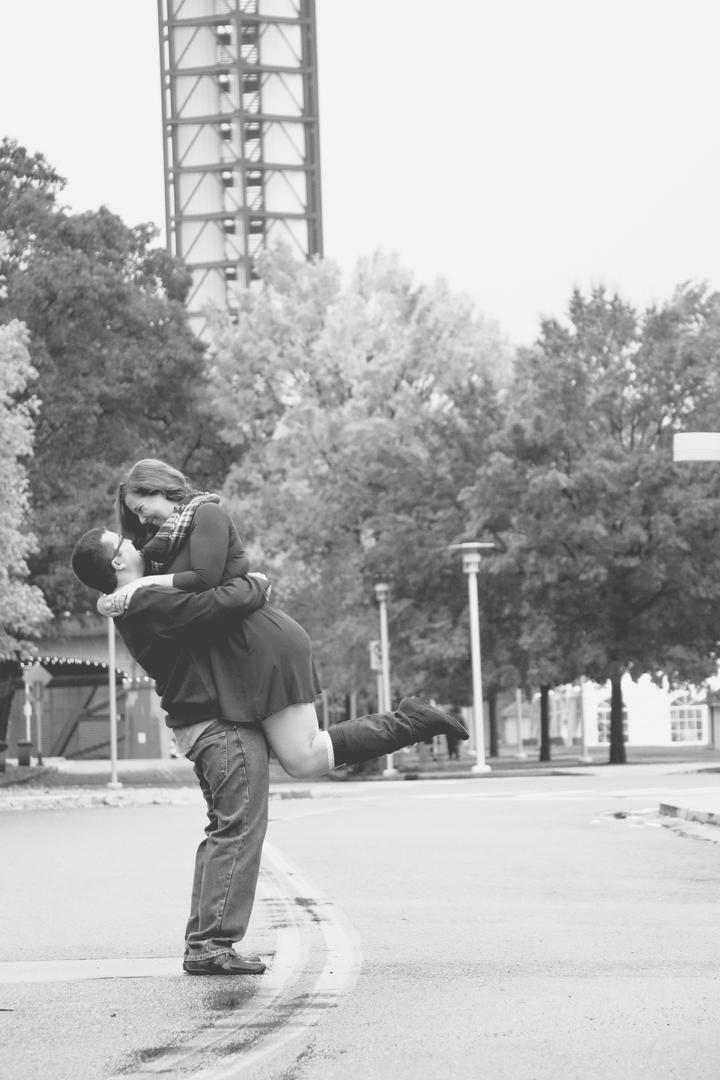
[103,459,468,779]
[72,526,272,976]
[71,486,468,974]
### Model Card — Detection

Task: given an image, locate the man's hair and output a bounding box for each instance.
[70,528,117,594]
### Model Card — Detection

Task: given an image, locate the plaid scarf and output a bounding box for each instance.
[141,491,221,573]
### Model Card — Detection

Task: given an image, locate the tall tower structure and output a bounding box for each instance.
[157,0,323,335]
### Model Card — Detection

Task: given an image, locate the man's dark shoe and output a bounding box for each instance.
[397,696,470,741]
[183,950,266,976]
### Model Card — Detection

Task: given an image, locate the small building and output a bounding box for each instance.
[498,674,715,751]
[1,617,173,764]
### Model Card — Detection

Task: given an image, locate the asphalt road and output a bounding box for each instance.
[1,768,719,1080]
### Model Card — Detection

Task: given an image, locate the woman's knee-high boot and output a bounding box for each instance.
[328,696,469,767]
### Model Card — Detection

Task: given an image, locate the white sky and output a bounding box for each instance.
[1,0,719,345]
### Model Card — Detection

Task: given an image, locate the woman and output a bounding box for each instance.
[105,458,467,777]
[115,458,249,593]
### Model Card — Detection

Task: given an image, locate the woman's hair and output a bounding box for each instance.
[70,528,118,594]
[116,458,195,546]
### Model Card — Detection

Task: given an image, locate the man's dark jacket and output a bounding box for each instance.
[115,577,267,727]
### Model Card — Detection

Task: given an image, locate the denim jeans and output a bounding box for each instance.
[184,720,269,961]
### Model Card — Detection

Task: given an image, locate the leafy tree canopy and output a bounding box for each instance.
[0,140,233,616]
[208,247,512,699]
[0,320,51,654]
[462,284,720,757]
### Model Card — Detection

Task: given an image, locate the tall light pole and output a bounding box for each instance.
[449,542,494,774]
[514,687,527,760]
[107,619,122,790]
[14,653,34,767]
[374,581,396,778]
[577,676,593,764]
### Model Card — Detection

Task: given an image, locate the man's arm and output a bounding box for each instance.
[98,569,270,618]
[117,575,270,640]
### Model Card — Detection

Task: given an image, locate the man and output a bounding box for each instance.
[71,527,271,976]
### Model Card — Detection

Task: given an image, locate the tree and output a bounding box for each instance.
[0,320,51,654]
[462,285,720,763]
[208,247,512,701]
[0,140,233,616]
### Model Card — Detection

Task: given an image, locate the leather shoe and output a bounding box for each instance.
[183,950,266,975]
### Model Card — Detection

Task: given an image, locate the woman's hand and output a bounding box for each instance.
[248,571,272,600]
[96,580,145,618]
[96,574,175,617]
[97,590,131,617]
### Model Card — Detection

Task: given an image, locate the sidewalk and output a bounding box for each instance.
[1,745,719,822]
[0,756,309,811]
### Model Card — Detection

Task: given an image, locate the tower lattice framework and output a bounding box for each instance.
[158,0,323,335]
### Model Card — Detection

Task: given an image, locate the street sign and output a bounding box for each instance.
[24,661,53,687]
[673,432,720,461]
[369,639,382,672]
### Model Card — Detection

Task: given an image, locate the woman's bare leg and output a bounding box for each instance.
[263,698,470,777]
[262,703,333,779]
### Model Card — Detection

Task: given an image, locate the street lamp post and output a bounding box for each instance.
[17,659,33,767]
[514,687,527,760]
[374,581,397,778]
[20,661,52,768]
[107,619,122,790]
[577,676,593,764]
[449,542,494,774]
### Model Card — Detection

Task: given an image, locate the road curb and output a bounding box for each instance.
[658,802,720,827]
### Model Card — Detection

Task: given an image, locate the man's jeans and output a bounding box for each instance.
[184,720,269,961]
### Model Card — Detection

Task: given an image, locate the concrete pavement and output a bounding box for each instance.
[2,752,719,1078]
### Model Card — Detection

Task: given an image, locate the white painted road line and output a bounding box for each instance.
[127,853,311,1077]
[185,842,363,1080]
[0,841,362,1080]
[95,841,363,1080]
